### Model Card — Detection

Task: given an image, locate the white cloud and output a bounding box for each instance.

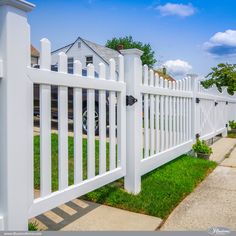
[163,59,192,76]
[156,3,196,17]
[204,30,236,56]
[210,30,236,46]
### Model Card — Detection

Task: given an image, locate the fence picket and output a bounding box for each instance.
[177,81,180,144]
[155,74,160,154]
[58,52,69,190]
[87,64,95,179]
[98,63,107,174]
[160,77,164,152]
[143,65,149,158]
[73,60,83,183]
[169,81,173,148]
[118,55,124,82]
[117,55,125,168]
[109,59,116,170]
[188,96,192,140]
[173,82,177,146]
[149,70,155,155]
[183,79,186,142]
[180,80,184,143]
[164,80,169,150]
[186,78,190,141]
[40,38,52,197]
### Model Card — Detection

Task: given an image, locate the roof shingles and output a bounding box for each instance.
[80,38,121,66]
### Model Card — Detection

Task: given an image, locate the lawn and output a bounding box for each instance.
[228,131,236,139]
[34,134,110,191]
[34,134,217,219]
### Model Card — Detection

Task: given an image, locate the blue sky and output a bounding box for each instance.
[29,0,236,78]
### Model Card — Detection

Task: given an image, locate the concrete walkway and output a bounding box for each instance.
[209,137,236,163]
[30,197,162,231]
[221,146,236,167]
[161,138,236,231]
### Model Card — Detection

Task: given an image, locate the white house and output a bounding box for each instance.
[51,37,121,79]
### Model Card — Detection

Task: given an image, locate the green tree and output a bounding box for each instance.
[106,36,157,67]
[201,63,236,95]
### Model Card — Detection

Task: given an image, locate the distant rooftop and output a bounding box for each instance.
[52,37,121,68]
[31,45,39,57]
[154,69,176,82]
[80,38,120,66]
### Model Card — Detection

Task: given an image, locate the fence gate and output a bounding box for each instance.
[195,85,229,140]
[27,42,127,219]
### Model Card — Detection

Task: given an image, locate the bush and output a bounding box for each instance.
[192,139,213,155]
[28,222,39,231]
[229,120,236,129]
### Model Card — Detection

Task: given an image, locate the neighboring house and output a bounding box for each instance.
[31,45,39,66]
[51,37,121,79]
[154,68,176,82]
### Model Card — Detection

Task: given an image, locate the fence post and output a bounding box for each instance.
[222,86,228,138]
[0,0,35,230]
[189,74,199,143]
[121,49,143,194]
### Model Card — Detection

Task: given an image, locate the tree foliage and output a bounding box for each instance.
[106,36,157,67]
[201,63,236,95]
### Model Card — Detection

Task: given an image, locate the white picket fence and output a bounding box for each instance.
[0,0,236,231]
[139,72,232,177]
[28,39,126,219]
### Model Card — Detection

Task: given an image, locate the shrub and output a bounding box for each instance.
[229,120,236,129]
[192,139,213,155]
[28,222,39,231]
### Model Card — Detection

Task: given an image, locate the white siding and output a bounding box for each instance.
[51,39,114,79]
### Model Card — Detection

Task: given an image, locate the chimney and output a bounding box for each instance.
[163,67,167,75]
[117,45,124,51]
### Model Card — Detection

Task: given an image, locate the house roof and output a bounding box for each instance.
[52,37,120,69]
[31,45,39,57]
[154,70,176,82]
[79,37,121,66]
[52,43,73,54]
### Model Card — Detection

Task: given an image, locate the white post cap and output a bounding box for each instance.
[0,0,35,12]
[120,48,144,57]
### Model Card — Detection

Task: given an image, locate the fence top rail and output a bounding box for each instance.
[27,67,126,92]
[140,85,193,98]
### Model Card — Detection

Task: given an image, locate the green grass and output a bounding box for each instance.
[28,222,39,231]
[228,131,236,138]
[34,134,217,219]
[34,134,109,191]
[82,156,216,219]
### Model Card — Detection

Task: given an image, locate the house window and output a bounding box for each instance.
[86,56,93,66]
[68,57,74,74]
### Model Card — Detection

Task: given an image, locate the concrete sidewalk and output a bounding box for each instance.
[209,137,236,163]
[161,138,236,231]
[221,146,236,167]
[30,197,162,231]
